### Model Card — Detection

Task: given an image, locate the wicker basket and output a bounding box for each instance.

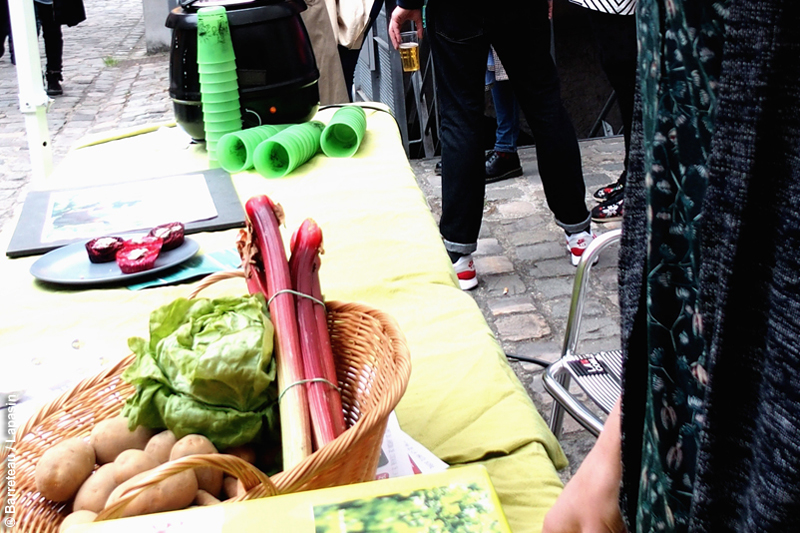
[0,276,411,532]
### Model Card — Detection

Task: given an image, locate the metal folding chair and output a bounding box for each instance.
[543,229,622,437]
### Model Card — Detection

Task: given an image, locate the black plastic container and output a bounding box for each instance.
[167,0,320,140]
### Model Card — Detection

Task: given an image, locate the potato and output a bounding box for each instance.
[170,434,223,497]
[90,416,154,464]
[73,463,118,513]
[105,468,197,517]
[59,510,98,533]
[113,449,159,484]
[223,475,245,500]
[35,438,96,502]
[193,489,221,506]
[144,430,177,464]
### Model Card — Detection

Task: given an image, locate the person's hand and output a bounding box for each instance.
[388,7,423,50]
[542,401,626,533]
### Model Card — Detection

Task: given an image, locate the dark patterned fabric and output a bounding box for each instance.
[619,0,800,531]
[634,1,727,529]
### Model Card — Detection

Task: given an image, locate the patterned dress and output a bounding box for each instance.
[634,0,728,530]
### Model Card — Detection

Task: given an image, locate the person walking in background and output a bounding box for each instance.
[565,0,637,223]
[33,0,86,96]
[0,0,12,64]
[433,49,524,183]
[543,0,800,531]
[390,0,593,291]
[485,48,524,183]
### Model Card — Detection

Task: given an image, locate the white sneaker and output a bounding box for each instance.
[453,254,478,290]
[566,231,596,266]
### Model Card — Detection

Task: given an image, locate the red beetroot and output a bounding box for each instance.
[149,222,185,251]
[116,236,163,274]
[85,236,124,263]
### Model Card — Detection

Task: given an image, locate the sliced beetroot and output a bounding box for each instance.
[149,222,185,251]
[116,236,163,274]
[85,236,124,263]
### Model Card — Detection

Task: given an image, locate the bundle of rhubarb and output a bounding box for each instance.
[237,194,346,469]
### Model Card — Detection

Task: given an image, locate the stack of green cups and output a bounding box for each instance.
[320,105,368,158]
[253,121,326,178]
[197,5,241,167]
[217,124,290,173]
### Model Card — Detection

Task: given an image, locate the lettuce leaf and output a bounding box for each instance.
[122,294,279,449]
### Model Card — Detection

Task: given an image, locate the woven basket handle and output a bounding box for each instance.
[188,269,247,299]
[95,453,279,521]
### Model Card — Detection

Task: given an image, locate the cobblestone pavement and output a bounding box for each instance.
[0,0,171,233]
[0,0,624,480]
[411,143,623,478]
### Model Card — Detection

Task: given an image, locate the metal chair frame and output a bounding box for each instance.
[543,229,622,437]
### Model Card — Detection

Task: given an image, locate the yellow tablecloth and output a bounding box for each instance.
[0,104,566,532]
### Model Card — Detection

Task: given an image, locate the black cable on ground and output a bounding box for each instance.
[505,354,551,367]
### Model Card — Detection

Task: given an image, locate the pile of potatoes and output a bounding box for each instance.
[34,416,257,533]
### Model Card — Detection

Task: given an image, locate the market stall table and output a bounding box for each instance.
[0,104,566,532]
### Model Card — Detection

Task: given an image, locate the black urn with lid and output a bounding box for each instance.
[167,0,320,141]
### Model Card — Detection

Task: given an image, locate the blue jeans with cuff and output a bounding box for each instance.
[428,0,590,256]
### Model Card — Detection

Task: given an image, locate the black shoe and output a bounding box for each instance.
[485,150,523,183]
[592,179,625,202]
[45,71,63,96]
[591,192,624,222]
[435,161,442,175]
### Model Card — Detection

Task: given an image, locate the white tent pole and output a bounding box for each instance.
[8,0,53,183]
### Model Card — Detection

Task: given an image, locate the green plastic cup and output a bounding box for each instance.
[202,108,242,122]
[216,124,290,173]
[199,70,238,84]
[253,121,325,178]
[321,105,368,158]
[198,60,237,74]
[204,118,242,133]
[201,89,240,104]
[200,99,240,113]
[200,79,239,93]
[197,6,236,64]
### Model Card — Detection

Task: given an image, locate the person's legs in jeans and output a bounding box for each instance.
[587,10,636,184]
[492,79,519,153]
[488,0,590,234]
[427,5,489,260]
[586,9,636,219]
[485,76,524,182]
[35,2,64,94]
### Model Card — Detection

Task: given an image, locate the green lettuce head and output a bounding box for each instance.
[122,294,278,450]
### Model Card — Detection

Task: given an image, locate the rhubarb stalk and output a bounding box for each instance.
[245,195,312,468]
[236,229,268,296]
[290,219,345,448]
[310,255,346,437]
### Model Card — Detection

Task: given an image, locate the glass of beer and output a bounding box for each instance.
[399,31,420,72]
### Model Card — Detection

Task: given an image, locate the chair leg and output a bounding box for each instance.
[548,372,571,438]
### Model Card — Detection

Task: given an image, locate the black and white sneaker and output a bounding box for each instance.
[591,193,624,223]
[592,180,625,202]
